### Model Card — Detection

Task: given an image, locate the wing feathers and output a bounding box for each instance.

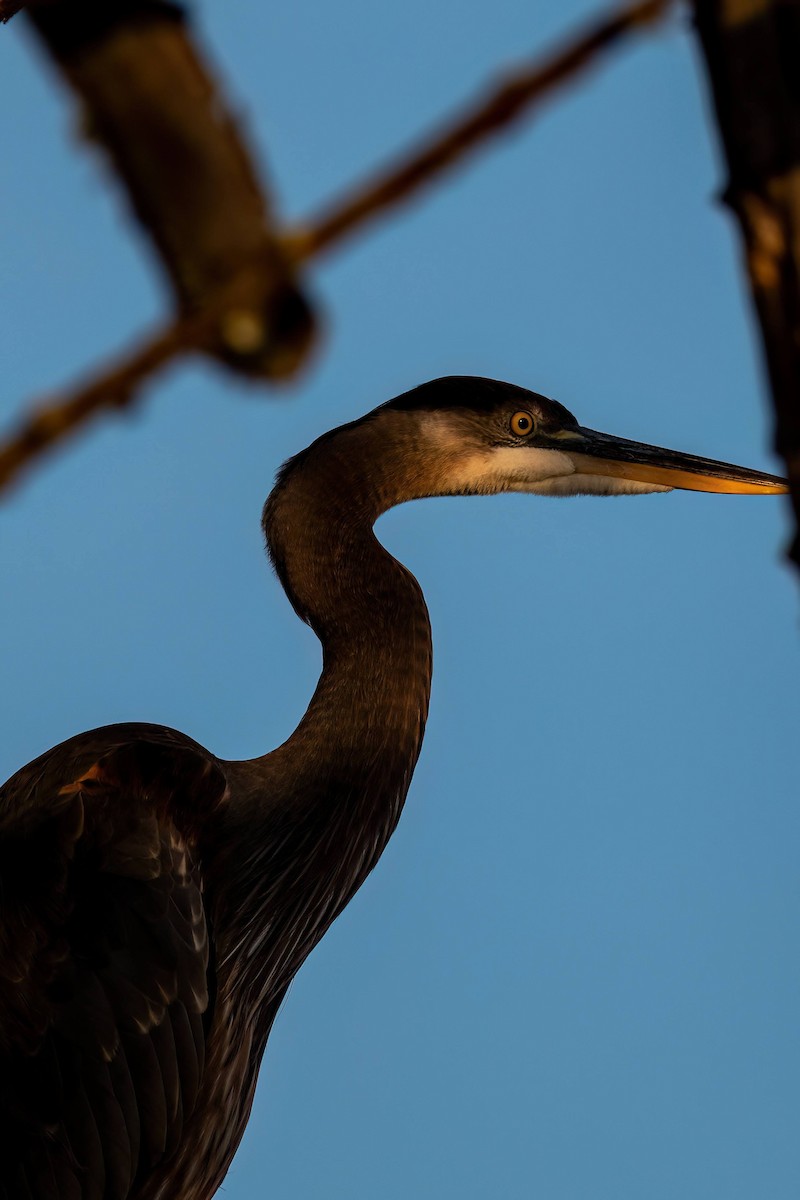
[168,1001,202,1116]
[0,728,227,1199]
[63,1083,106,1200]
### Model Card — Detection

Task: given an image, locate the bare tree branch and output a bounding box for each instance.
[693,0,800,571]
[285,0,673,263]
[0,0,674,496]
[0,0,24,21]
[0,282,313,493]
[26,1,316,376]
[0,321,196,492]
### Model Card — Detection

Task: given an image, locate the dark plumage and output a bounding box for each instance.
[0,378,785,1199]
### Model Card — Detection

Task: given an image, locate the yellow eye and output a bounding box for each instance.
[510,411,536,437]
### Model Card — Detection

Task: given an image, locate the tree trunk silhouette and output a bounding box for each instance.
[694,0,800,570]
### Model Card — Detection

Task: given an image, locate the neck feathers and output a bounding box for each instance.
[262,415,433,780]
[218,416,433,1004]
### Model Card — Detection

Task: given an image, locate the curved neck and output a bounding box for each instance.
[262,420,433,799]
[213,418,433,1004]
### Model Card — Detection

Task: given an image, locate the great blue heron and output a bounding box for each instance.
[0,377,785,1200]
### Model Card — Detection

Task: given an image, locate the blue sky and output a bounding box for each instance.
[1,2,797,1197]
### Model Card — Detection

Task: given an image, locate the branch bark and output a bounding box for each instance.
[693,0,800,569]
[0,0,674,495]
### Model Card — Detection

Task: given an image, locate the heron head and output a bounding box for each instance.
[379,376,787,499]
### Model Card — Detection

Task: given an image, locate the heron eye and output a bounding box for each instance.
[510,411,536,437]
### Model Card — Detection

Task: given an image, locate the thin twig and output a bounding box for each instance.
[284,0,672,263]
[0,0,674,496]
[0,316,209,491]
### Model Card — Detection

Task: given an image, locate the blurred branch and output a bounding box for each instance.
[0,271,320,491]
[286,0,672,262]
[0,318,199,490]
[0,1,24,22]
[26,0,316,376]
[693,0,800,571]
[0,0,674,495]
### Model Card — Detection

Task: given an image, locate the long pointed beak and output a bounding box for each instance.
[559,427,788,495]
